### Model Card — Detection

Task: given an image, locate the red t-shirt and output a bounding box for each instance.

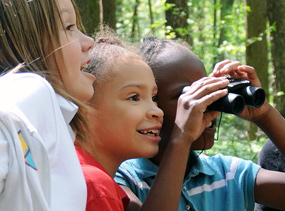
[75,147,130,211]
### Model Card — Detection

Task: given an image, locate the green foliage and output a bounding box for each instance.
[116,0,167,42]
[116,0,247,71]
[204,114,266,163]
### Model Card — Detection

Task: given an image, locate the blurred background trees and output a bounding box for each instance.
[75,0,285,162]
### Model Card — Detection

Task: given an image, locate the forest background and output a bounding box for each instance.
[75,0,285,163]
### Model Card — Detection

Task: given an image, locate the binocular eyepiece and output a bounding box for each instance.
[182,78,265,115]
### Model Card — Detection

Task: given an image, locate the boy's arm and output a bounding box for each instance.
[139,137,192,211]
[253,104,285,156]
[253,104,285,209]
[255,168,285,209]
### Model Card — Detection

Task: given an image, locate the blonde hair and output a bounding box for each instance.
[0,0,90,143]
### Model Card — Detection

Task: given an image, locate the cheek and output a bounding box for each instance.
[59,47,82,87]
[62,42,81,67]
[159,101,177,125]
[191,134,215,150]
[113,107,143,133]
[91,110,119,139]
[96,103,126,128]
[49,41,81,79]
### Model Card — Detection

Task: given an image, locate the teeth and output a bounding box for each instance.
[206,122,212,128]
[82,63,88,69]
[138,129,159,136]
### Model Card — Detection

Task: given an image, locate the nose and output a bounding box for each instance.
[81,32,94,52]
[147,103,164,122]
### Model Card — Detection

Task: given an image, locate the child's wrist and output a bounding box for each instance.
[169,133,193,151]
[252,102,273,126]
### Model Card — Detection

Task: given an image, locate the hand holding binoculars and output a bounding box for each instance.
[182,78,265,115]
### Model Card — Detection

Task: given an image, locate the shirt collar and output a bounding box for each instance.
[76,146,130,208]
[75,146,110,175]
[186,152,216,178]
[127,151,216,180]
[125,158,158,178]
[56,94,78,125]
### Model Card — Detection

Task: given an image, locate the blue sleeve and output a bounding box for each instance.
[115,161,151,203]
[234,157,260,210]
[206,154,260,210]
[214,154,260,210]
[115,163,135,189]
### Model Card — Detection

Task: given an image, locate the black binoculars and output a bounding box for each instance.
[182,78,265,115]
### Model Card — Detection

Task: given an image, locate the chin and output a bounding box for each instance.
[143,147,159,159]
[204,140,215,150]
[190,134,215,151]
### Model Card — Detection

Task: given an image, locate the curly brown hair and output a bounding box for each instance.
[77,26,146,155]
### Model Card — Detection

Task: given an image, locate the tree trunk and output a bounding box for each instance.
[245,0,268,140]
[267,0,285,117]
[75,0,116,35]
[75,0,99,35]
[148,0,155,34]
[102,0,117,29]
[218,0,234,60]
[197,3,205,55]
[165,0,190,44]
[213,0,219,66]
[131,0,140,42]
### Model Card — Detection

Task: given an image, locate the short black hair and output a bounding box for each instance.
[138,35,189,68]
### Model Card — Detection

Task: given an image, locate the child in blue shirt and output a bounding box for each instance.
[115,36,285,210]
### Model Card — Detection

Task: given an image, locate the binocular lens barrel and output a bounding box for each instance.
[239,86,265,108]
[181,79,265,115]
[207,93,245,115]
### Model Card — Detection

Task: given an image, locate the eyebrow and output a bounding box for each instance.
[60,8,72,14]
[120,83,158,91]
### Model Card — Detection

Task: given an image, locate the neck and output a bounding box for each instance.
[150,149,164,166]
[150,148,194,177]
[92,149,122,178]
[150,136,169,165]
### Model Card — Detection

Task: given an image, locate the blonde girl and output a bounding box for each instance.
[0,0,95,210]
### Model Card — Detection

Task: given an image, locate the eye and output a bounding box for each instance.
[172,93,181,100]
[128,94,140,102]
[152,95,158,102]
[66,24,76,31]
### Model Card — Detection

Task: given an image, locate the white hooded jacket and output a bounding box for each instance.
[0,107,51,210]
[0,73,87,211]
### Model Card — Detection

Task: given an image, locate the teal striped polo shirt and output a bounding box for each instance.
[115,152,260,211]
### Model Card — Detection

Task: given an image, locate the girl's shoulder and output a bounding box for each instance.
[0,72,64,133]
[0,72,57,109]
[0,72,54,94]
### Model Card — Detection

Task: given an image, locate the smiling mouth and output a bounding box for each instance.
[206,121,216,129]
[81,63,89,71]
[138,129,159,136]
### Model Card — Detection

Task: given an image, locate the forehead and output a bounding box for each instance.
[98,57,155,88]
[116,57,154,81]
[58,0,74,13]
[154,46,207,87]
